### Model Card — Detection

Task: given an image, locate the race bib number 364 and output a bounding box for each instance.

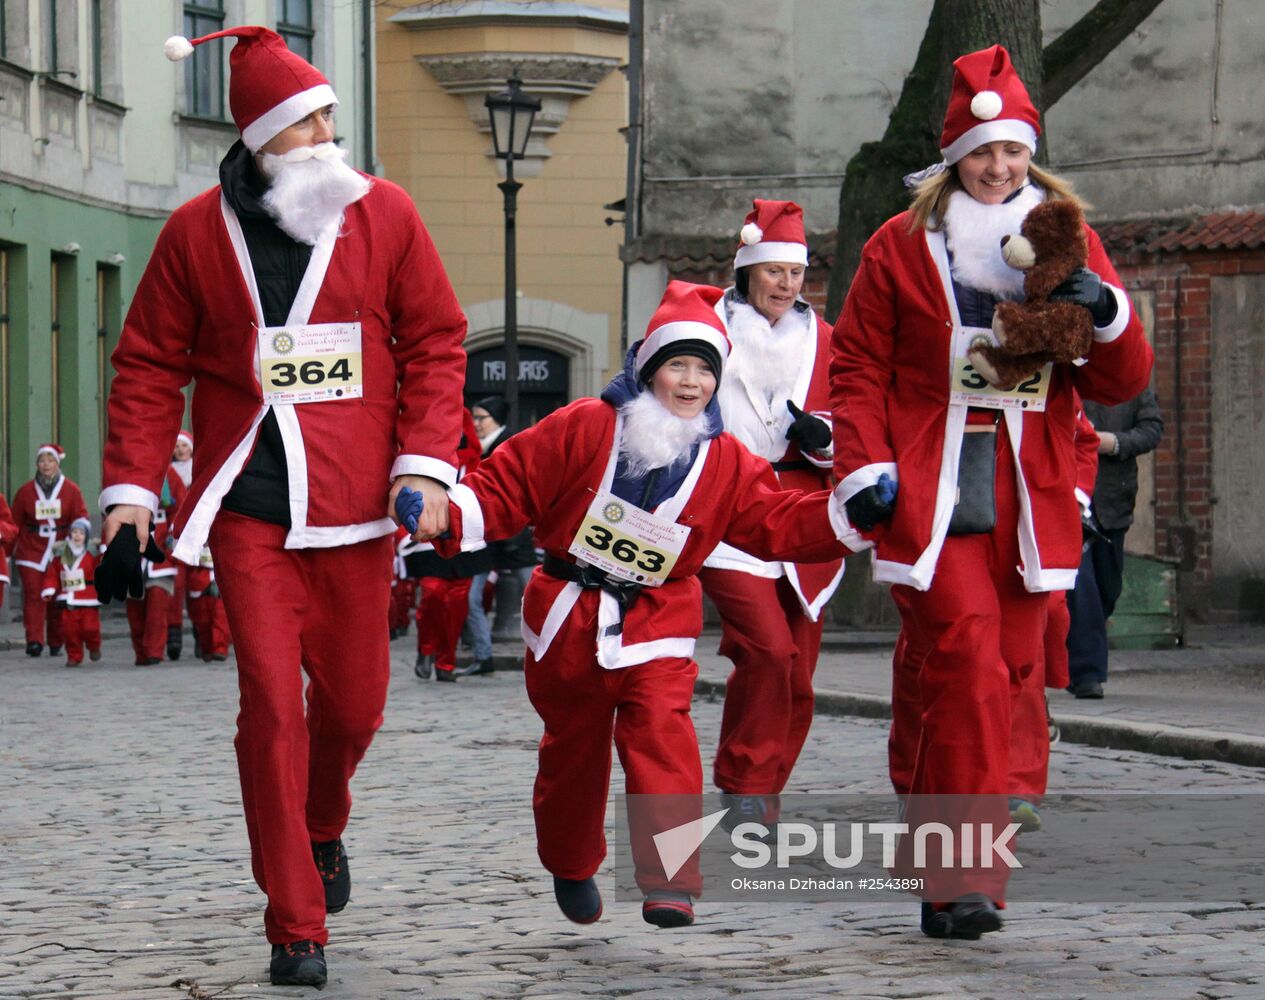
[258,322,363,406]
[568,492,690,587]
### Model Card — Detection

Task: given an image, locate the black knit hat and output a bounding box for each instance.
[474,395,509,426]
[637,339,723,386]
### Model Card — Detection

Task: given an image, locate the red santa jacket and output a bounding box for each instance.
[147,465,188,580]
[11,476,88,572]
[439,398,861,669]
[100,175,468,564]
[1072,394,1100,515]
[830,207,1153,593]
[0,493,17,585]
[40,545,101,607]
[706,294,843,620]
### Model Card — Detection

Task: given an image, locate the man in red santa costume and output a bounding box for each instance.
[831,45,1152,938]
[12,445,88,657]
[699,199,843,830]
[126,457,187,665]
[167,430,194,659]
[435,281,862,928]
[0,491,17,610]
[96,25,466,987]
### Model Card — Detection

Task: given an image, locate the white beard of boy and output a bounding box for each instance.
[617,390,712,480]
[257,142,372,246]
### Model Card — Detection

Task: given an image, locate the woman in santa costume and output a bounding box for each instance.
[0,492,17,609]
[831,45,1152,939]
[40,517,103,667]
[125,461,187,665]
[11,445,88,657]
[700,199,843,829]
[436,281,862,928]
[167,430,195,659]
[96,25,467,988]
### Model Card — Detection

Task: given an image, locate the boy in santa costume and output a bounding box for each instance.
[699,199,843,831]
[831,45,1152,938]
[40,517,103,667]
[95,25,466,988]
[12,445,88,657]
[435,281,863,927]
[167,430,195,659]
[126,460,187,665]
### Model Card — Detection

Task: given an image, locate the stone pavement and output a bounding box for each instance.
[2,631,1263,999]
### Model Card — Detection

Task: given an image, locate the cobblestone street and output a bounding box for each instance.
[2,636,1262,999]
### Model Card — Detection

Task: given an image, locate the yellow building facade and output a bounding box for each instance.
[376,1,630,422]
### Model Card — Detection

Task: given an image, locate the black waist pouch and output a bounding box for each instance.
[948,426,997,535]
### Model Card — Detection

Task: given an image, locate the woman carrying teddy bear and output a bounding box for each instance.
[829,45,1152,940]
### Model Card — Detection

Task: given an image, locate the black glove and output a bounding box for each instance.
[95,523,166,604]
[845,483,895,532]
[1049,266,1117,327]
[785,400,833,453]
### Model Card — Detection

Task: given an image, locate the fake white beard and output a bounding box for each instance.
[943,183,1044,299]
[67,538,86,557]
[724,299,807,408]
[617,391,712,479]
[258,142,372,245]
[172,457,193,487]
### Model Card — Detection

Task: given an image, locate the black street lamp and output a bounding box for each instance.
[485,73,541,431]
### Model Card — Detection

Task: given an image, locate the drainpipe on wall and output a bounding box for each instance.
[619,0,643,354]
[362,0,376,175]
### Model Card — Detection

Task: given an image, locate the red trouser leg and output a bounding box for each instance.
[1008,592,1066,800]
[142,587,171,660]
[19,565,48,645]
[1043,590,1071,690]
[210,597,231,655]
[126,598,148,660]
[210,511,391,946]
[705,569,825,795]
[415,577,470,665]
[169,566,186,629]
[888,587,933,799]
[415,577,442,655]
[62,606,84,663]
[82,607,102,657]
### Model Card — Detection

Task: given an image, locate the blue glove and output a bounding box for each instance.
[875,472,898,506]
[845,473,897,532]
[395,486,424,535]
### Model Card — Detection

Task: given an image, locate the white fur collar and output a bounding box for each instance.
[724,299,809,406]
[943,184,1044,299]
[617,392,712,479]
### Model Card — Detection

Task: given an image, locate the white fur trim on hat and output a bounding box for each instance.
[970,90,1003,121]
[635,320,730,377]
[241,83,339,153]
[941,118,1038,165]
[36,445,64,461]
[734,240,809,270]
[164,35,194,61]
[740,222,763,245]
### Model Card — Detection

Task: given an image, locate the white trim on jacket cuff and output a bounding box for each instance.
[99,484,160,517]
[448,483,486,551]
[838,462,898,503]
[1092,285,1131,343]
[1076,488,1092,518]
[390,455,458,488]
[829,483,874,553]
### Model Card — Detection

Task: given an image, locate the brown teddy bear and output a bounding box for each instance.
[966,199,1095,390]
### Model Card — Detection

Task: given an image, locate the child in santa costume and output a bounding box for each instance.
[126,462,187,665]
[167,430,195,659]
[831,45,1152,939]
[0,492,16,609]
[40,517,103,666]
[186,545,231,662]
[388,525,417,640]
[12,445,88,657]
[436,281,862,927]
[699,199,843,830]
[96,25,467,988]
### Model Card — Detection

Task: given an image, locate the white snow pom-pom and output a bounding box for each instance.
[970,90,1003,121]
[740,222,763,245]
[164,36,195,62]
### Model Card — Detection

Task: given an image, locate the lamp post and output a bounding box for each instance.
[485,73,540,431]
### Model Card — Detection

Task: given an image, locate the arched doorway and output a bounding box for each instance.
[465,345,570,428]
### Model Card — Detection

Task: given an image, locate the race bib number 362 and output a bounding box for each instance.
[949,325,1051,412]
[258,322,363,406]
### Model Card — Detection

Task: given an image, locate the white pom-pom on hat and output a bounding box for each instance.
[740,222,763,246]
[970,90,1003,121]
[164,35,195,62]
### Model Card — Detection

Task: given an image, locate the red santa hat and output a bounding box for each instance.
[635,281,731,382]
[176,429,194,450]
[734,199,809,269]
[940,44,1040,165]
[36,443,65,462]
[163,26,337,153]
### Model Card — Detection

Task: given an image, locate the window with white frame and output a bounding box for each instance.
[277,0,313,65]
[183,0,225,118]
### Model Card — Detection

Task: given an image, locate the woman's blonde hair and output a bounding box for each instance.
[906,161,1086,233]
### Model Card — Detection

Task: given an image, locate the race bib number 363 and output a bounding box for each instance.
[567,492,690,587]
[258,322,363,405]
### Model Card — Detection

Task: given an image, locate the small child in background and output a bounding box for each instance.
[186,546,231,662]
[41,517,102,667]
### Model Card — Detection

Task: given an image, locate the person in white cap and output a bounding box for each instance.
[96,25,467,987]
[831,44,1152,940]
[11,445,88,657]
[40,516,103,667]
[432,280,862,929]
[700,198,843,835]
[166,430,194,659]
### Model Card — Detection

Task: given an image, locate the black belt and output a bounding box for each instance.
[772,459,813,473]
[542,553,645,635]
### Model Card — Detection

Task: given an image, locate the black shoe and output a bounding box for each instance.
[553,876,602,924]
[25,642,43,657]
[718,792,778,842]
[48,645,62,656]
[211,652,228,662]
[920,893,1003,940]
[192,638,203,659]
[166,626,183,661]
[1067,680,1104,699]
[312,838,351,914]
[642,889,694,927]
[269,939,326,987]
[414,653,434,680]
[389,627,399,641]
[455,659,494,677]
[435,666,457,683]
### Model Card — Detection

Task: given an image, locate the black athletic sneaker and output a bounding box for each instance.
[312,838,350,914]
[270,939,326,987]
[553,875,602,924]
[25,642,43,657]
[920,893,1003,940]
[166,625,183,661]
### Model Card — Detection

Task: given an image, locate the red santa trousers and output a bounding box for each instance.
[62,606,102,664]
[390,578,417,632]
[702,569,825,797]
[126,586,171,662]
[890,435,1048,905]
[415,576,471,669]
[209,511,392,946]
[189,594,231,658]
[524,630,704,897]
[168,564,188,630]
[20,564,64,647]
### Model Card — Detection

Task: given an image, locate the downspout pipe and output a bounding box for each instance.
[619,0,643,354]
[362,0,375,175]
